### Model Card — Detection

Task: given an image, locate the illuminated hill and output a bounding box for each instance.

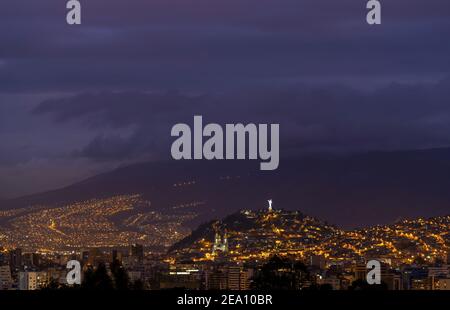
[3,148,450,229]
[170,208,450,265]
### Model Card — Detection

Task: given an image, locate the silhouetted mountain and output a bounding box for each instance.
[2,148,450,229]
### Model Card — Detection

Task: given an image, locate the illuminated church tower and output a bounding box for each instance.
[212,226,228,255]
[223,229,229,253]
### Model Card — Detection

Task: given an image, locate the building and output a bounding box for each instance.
[0,265,12,290]
[204,265,253,290]
[353,264,367,282]
[428,265,449,278]
[382,272,403,290]
[112,249,124,263]
[0,251,8,265]
[19,271,48,290]
[227,266,241,290]
[46,267,68,286]
[434,278,450,290]
[226,266,253,290]
[206,269,227,290]
[411,278,431,290]
[130,244,144,263]
[317,276,341,290]
[22,253,40,268]
[401,266,428,290]
[160,271,202,290]
[80,249,90,264]
[352,262,402,289]
[212,231,229,255]
[310,255,327,269]
[128,270,143,283]
[9,248,22,271]
[239,268,254,290]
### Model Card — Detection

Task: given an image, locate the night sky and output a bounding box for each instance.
[1,0,450,198]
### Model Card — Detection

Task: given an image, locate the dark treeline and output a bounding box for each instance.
[43,260,144,290]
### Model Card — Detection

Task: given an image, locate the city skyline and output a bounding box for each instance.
[1,203,449,291]
[1,0,450,298]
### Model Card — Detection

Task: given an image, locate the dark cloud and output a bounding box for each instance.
[1,1,450,92]
[31,78,450,163]
[78,134,139,161]
[1,0,450,197]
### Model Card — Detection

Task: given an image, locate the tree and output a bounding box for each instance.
[251,255,311,290]
[110,259,130,290]
[82,263,114,290]
[42,278,62,290]
[131,279,144,290]
[348,279,388,290]
[81,266,96,290]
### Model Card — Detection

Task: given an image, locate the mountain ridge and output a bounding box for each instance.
[2,147,450,229]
